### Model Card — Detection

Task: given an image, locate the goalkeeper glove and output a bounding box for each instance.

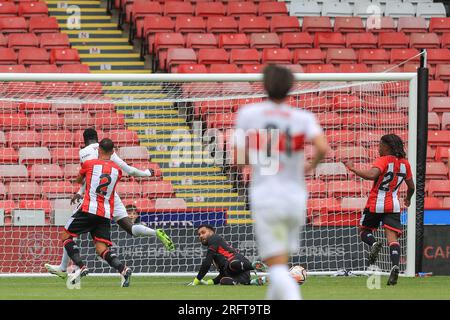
[188,278,213,286]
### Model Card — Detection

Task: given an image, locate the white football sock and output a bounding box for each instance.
[59,248,69,271]
[132,224,156,237]
[267,264,302,300]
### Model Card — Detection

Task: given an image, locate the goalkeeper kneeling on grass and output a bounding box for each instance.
[189,224,267,286]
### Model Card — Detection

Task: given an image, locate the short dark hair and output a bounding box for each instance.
[197,224,215,233]
[99,138,114,153]
[126,204,138,212]
[263,64,294,100]
[381,134,406,159]
[83,128,98,145]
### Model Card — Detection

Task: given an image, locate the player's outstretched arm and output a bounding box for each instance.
[345,161,381,181]
[111,152,153,177]
[306,134,329,173]
[189,251,214,285]
[404,178,415,207]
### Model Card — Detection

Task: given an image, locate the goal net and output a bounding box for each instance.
[0,73,417,277]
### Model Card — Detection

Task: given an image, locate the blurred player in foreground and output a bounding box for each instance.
[233,65,328,299]
[61,138,131,286]
[45,128,174,279]
[189,224,267,286]
[345,134,415,286]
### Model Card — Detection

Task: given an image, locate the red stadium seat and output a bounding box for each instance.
[409,33,440,49]
[154,33,185,70]
[41,130,74,148]
[51,148,79,164]
[262,48,291,64]
[5,81,39,97]
[390,48,420,64]
[428,112,441,130]
[332,94,363,112]
[166,48,197,72]
[338,64,369,73]
[293,48,324,64]
[258,2,287,17]
[198,48,229,65]
[397,17,428,33]
[29,113,61,130]
[0,48,17,64]
[0,64,25,73]
[281,32,313,49]
[155,198,186,210]
[18,2,48,18]
[40,81,71,97]
[206,113,235,129]
[0,164,27,181]
[378,32,409,49]
[238,16,270,34]
[207,16,238,34]
[7,130,40,148]
[429,17,450,33]
[0,149,19,164]
[371,64,402,73]
[367,16,396,33]
[29,16,59,34]
[209,64,239,73]
[302,16,332,33]
[141,16,174,49]
[428,145,436,161]
[429,131,450,146]
[429,97,450,112]
[63,163,80,179]
[28,64,59,73]
[18,200,51,213]
[249,33,280,49]
[328,181,370,198]
[0,200,17,214]
[0,33,7,47]
[0,17,27,33]
[442,112,450,130]
[316,112,342,129]
[50,48,80,65]
[429,80,448,97]
[427,49,450,65]
[334,17,365,33]
[424,197,443,210]
[427,180,450,197]
[308,198,340,215]
[126,0,161,24]
[218,34,249,50]
[116,181,142,199]
[8,33,39,50]
[0,2,18,17]
[93,113,124,130]
[118,146,149,162]
[230,49,260,65]
[175,16,205,33]
[63,112,93,130]
[127,161,161,180]
[105,129,139,146]
[436,147,450,162]
[306,180,328,198]
[60,64,90,74]
[176,64,208,73]
[7,182,41,200]
[29,164,63,182]
[164,1,194,18]
[241,64,265,73]
[358,49,390,65]
[18,147,51,164]
[195,2,225,17]
[0,113,28,130]
[41,181,78,199]
[441,34,450,49]
[227,2,257,17]
[51,100,83,113]
[340,197,367,212]
[335,146,370,163]
[326,48,357,64]
[142,181,174,199]
[39,33,70,50]
[186,33,217,50]
[314,32,345,48]
[270,16,300,33]
[18,47,49,65]
[315,162,347,181]
[123,198,156,212]
[426,162,449,180]
[345,32,377,49]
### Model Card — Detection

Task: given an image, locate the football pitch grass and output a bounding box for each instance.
[1,276,450,300]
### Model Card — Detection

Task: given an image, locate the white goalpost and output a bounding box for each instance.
[0,72,417,277]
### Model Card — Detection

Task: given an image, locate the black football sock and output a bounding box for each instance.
[360,230,376,246]
[63,239,85,269]
[101,249,125,273]
[389,242,401,267]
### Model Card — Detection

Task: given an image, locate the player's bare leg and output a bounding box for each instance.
[96,242,132,287]
[386,228,400,286]
[61,231,89,284]
[264,254,301,300]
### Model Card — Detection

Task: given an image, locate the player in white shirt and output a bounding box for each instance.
[45,128,175,279]
[233,65,328,300]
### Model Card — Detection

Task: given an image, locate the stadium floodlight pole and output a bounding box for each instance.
[414,49,429,275]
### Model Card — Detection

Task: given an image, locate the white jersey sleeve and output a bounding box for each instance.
[303,111,323,141]
[233,106,252,149]
[110,152,152,177]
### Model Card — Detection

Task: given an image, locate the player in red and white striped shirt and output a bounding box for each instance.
[345,134,415,286]
[61,138,132,287]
